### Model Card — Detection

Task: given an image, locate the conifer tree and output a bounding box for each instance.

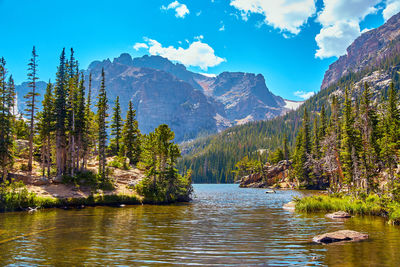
[122,101,141,165]
[360,82,380,192]
[37,81,55,177]
[0,58,14,180]
[110,96,123,155]
[25,46,39,172]
[319,105,327,139]
[380,82,399,184]
[96,68,108,182]
[55,48,67,176]
[340,87,356,188]
[283,135,289,161]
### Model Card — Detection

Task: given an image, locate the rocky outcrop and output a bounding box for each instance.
[239,160,293,188]
[326,211,351,219]
[321,12,400,90]
[313,230,368,244]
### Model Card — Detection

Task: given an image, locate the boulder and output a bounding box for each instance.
[283,201,296,211]
[53,175,63,184]
[313,230,368,244]
[326,211,351,219]
[8,173,33,184]
[34,177,50,186]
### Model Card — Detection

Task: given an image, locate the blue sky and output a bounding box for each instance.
[0,0,398,100]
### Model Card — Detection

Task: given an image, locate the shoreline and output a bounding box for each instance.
[294,194,400,225]
[1,191,191,213]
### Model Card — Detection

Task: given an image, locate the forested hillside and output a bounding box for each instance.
[178,12,400,183]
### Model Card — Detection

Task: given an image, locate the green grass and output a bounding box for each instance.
[295,194,400,224]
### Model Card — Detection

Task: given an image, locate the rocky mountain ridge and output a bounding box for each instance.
[85,54,289,141]
[321,12,400,90]
[15,54,291,141]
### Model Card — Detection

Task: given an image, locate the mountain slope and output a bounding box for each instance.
[179,11,400,183]
[85,54,288,141]
[321,12,400,90]
[15,54,289,142]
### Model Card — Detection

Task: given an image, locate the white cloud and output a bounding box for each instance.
[317,0,380,27]
[139,37,225,70]
[133,43,149,51]
[315,0,381,59]
[315,20,361,59]
[161,1,190,18]
[294,90,315,100]
[230,0,317,34]
[219,21,225,31]
[196,10,202,16]
[383,0,400,21]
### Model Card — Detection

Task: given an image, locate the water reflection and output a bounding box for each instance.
[0,184,399,266]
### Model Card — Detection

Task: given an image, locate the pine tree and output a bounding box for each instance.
[360,82,380,192]
[340,87,356,188]
[110,96,123,155]
[380,82,399,184]
[122,101,141,165]
[55,48,67,176]
[319,105,327,139]
[292,108,311,186]
[37,81,55,177]
[283,135,289,161]
[0,58,14,180]
[82,72,94,169]
[96,68,108,182]
[25,46,39,172]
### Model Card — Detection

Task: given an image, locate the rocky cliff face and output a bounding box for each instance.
[321,12,400,90]
[85,54,287,141]
[15,54,288,142]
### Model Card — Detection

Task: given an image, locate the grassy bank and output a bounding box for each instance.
[295,194,400,225]
[0,180,191,212]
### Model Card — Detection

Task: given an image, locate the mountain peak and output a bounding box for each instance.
[321,12,400,90]
[113,53,133,65]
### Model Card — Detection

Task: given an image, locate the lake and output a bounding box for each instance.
[0,184,399,266]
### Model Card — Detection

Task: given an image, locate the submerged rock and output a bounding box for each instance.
[282,201,296,211]
[313,230,368,244]
[326,211,351,219]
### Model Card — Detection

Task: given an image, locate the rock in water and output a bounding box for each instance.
[282,201,296,211]
[313,230,368,244]
[326,211,351,219]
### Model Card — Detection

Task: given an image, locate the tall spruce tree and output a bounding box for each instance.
[110,96,123,155]
[25,46,39,172]
[37,81,55,177]
[360,82,380,192]
[55,48,67,176]
[96,68,108,182]
[122,101,141,165]
[340,87,356,188]
[0,58,14,181]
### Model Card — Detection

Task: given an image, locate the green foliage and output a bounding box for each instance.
[0,58,15,180]
[136,124,192,203]
[121,101,141,165]
[110,96,123,155]
[232,156,263,181]
[268,148,284,164]
[96,68,109,183]
[108,156,130,170]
